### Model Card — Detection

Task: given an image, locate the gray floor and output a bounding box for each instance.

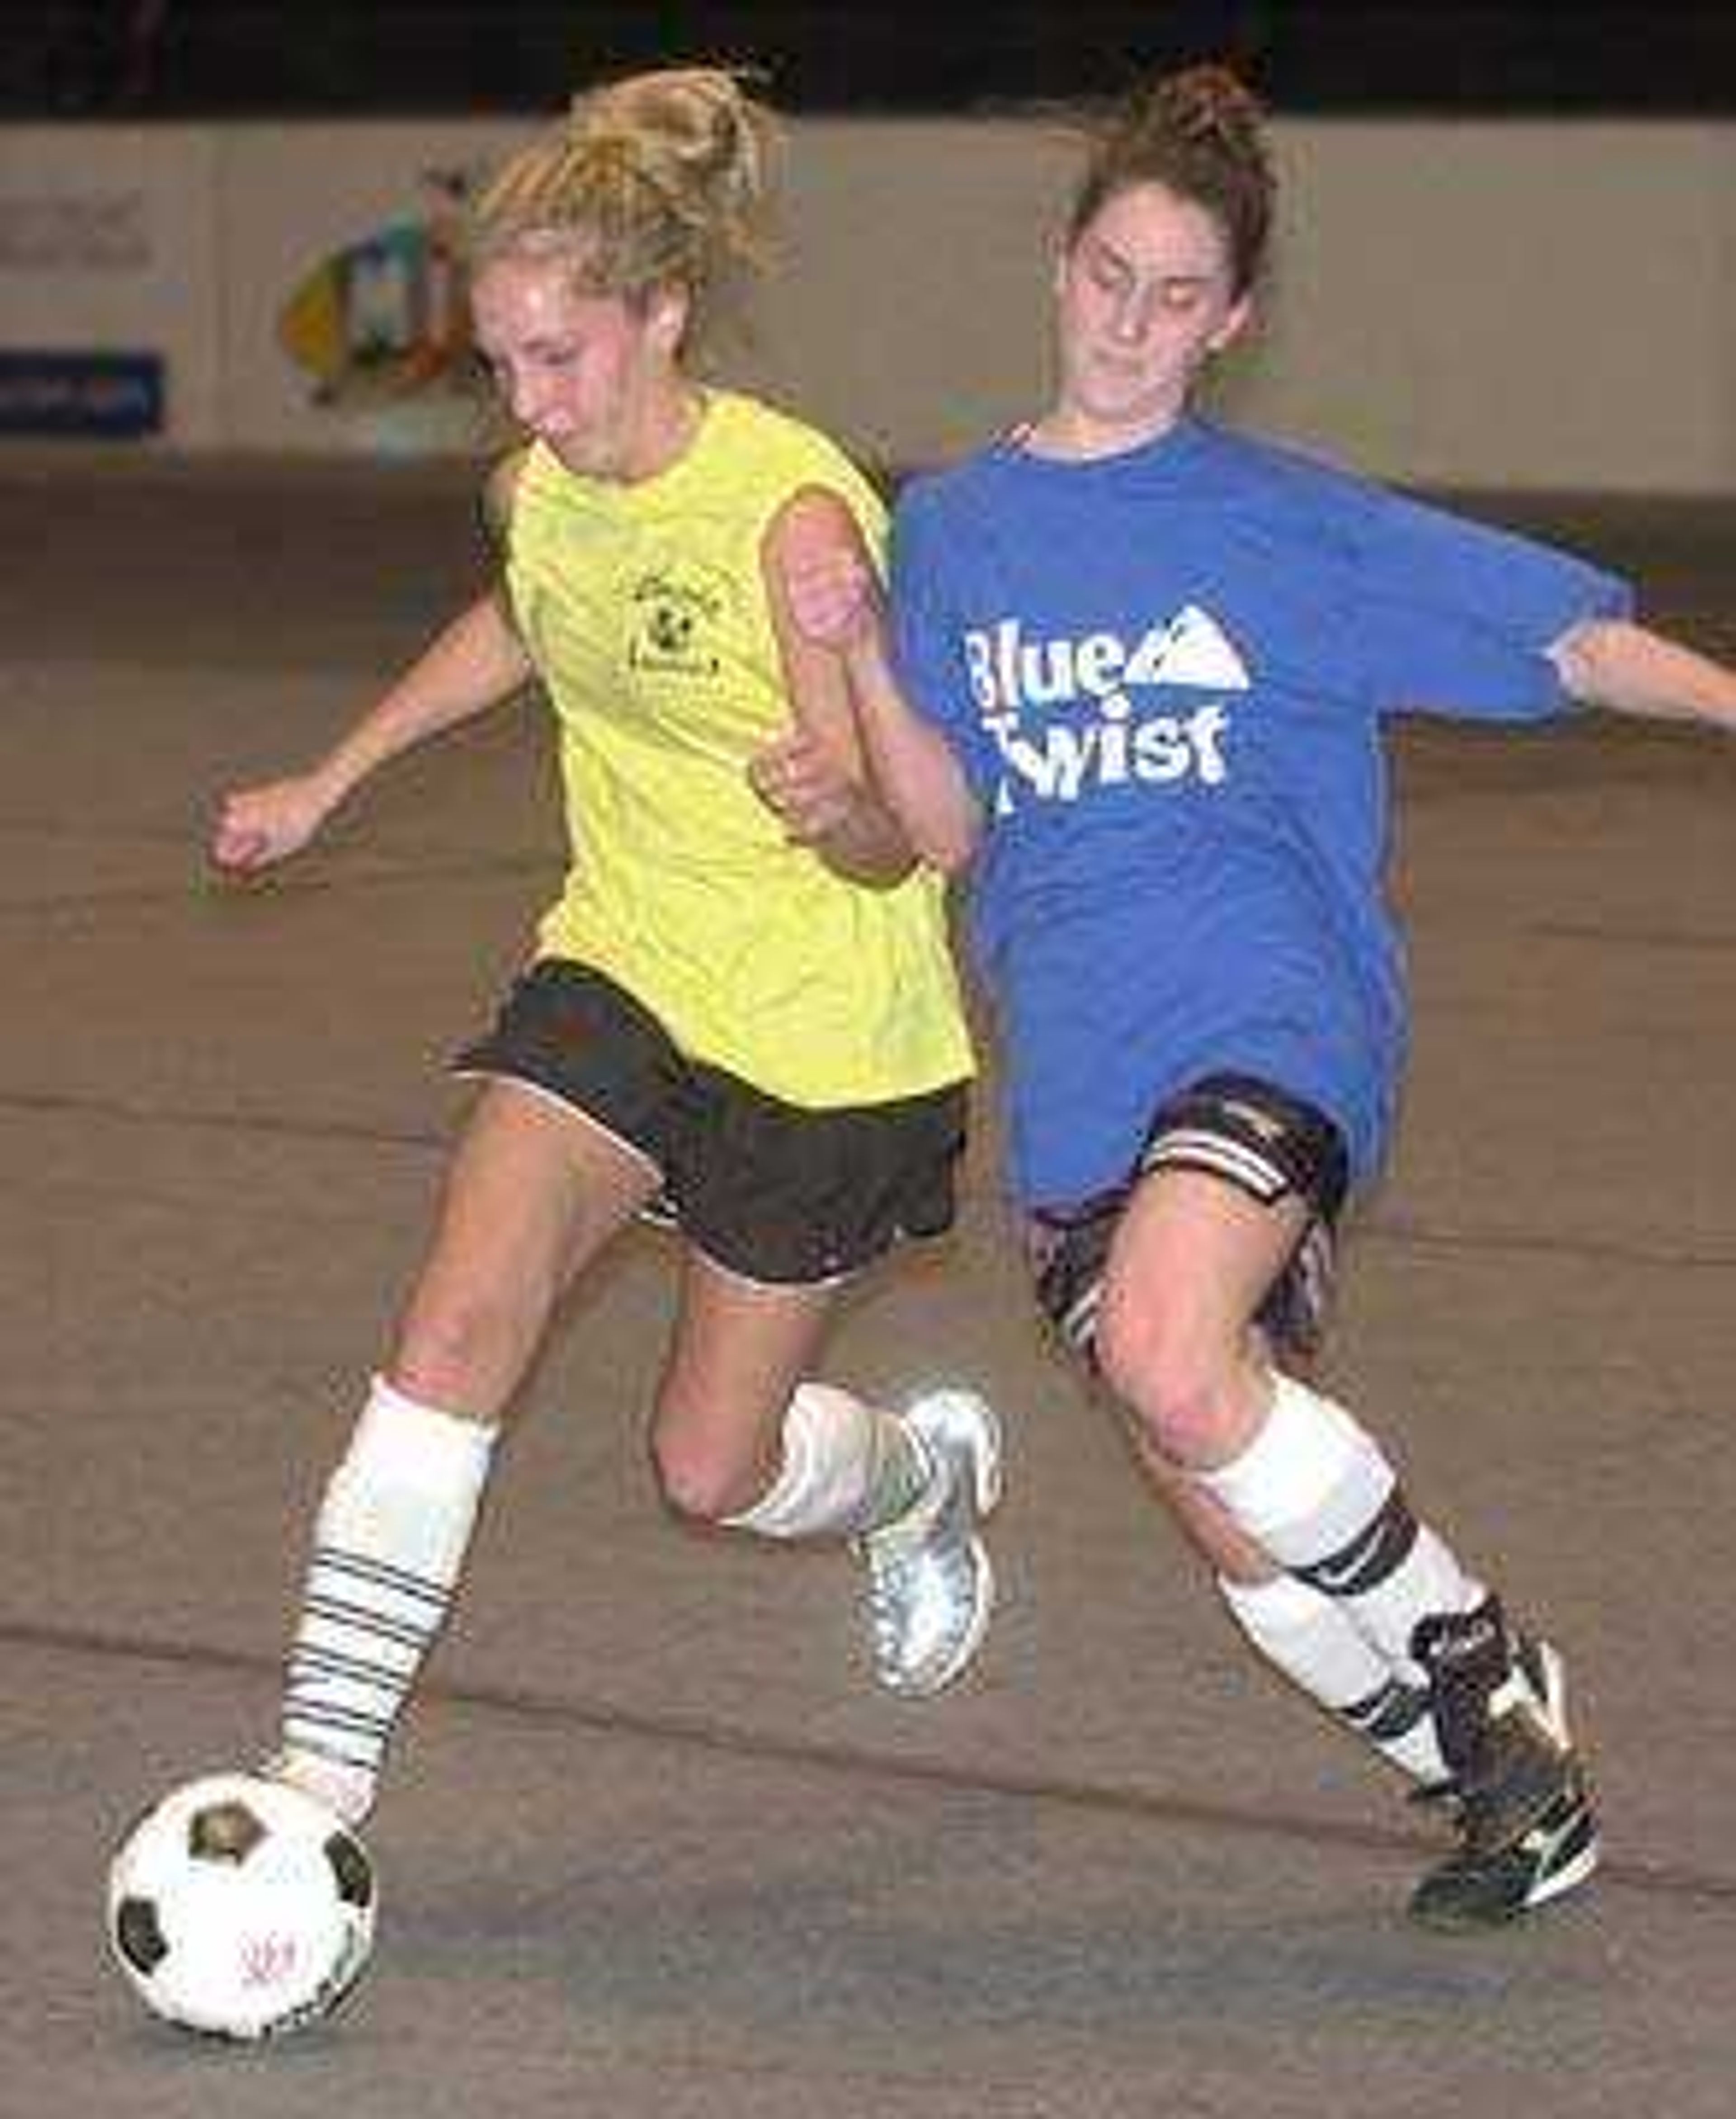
[5,454,1735,2117]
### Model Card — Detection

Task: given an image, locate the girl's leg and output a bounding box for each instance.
[651,1249,1000,1697]
[276,1083,658,1821]
[1137,1447,1445,1786]
[1100,1169,1485,1670]
[1100,1168,1591,1924]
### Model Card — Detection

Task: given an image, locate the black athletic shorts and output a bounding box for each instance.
[1027,1072,1349,1367]
[455,959,968,1288]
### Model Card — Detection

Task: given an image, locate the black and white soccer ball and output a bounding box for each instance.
[105,1771,377,2041]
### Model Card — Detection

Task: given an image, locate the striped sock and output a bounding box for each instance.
[1217,1573,1446,1784]
[280,1375,495,1818]
[1198,1373,1482,1681]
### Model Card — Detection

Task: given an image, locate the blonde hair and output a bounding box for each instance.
[468,66,777,345]
[1067,63,1274,296]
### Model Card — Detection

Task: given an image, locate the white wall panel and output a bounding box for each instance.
[1,114,1731,490]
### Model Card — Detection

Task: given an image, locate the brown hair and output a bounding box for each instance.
[468,66,777,342]
[1066,64,1274,296]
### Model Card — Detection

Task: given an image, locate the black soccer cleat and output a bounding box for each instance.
[1406,1598,1599,1931]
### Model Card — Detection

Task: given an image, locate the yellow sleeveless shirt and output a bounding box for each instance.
[501,390,972,1108]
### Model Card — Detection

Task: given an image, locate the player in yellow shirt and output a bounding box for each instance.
[208,66,998,1829]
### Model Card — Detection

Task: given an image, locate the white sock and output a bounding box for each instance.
[722,1382,929,1540]
[1218,1572,1446,1784]
[1197,1373,1482,1678]
[280,1375,496,1820]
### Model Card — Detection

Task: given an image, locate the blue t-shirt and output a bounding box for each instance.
[889,416,1633,1210]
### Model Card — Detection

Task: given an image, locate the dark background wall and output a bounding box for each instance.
[7,1,1736,120]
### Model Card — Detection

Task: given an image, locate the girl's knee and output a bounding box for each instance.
[391,1289,526,1418]
[1095,1296,1242,1468]
[650,1402,769,1523]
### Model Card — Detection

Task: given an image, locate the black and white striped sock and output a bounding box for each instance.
[280,1375,495,1820]
[1218,1570,1447,1783]
[1198,1373,1483,1683]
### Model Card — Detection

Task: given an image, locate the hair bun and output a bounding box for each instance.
[577,66,769,199]
[1067,59,1275,295]
[1150,63,1265,154]
[471,63,777,342]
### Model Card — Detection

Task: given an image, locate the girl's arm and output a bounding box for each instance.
[755,489,922,886]
[759,491,982,876]
[1549,617,1736,732]
[211,591,534,871]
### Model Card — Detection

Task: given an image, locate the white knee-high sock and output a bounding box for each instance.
[1196,1373,1483,1678]
[281,1375,496,1821]
[722,1382,929,1540]
[1217,1572,1446,1784]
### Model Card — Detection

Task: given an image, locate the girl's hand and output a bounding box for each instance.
[209,774,334,872]
[748,726,864,844]
[781,539,882,652]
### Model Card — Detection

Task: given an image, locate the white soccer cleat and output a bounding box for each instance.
[857,1388,1003,1698]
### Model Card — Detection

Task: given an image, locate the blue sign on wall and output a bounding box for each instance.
[0,351,164,436]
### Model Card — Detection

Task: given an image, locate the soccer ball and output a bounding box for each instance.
[105,1771,377,2041]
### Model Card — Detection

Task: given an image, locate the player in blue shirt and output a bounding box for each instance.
[757,62,1736,1929]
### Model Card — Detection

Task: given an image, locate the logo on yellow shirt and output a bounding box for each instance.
[629,561,730,677]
